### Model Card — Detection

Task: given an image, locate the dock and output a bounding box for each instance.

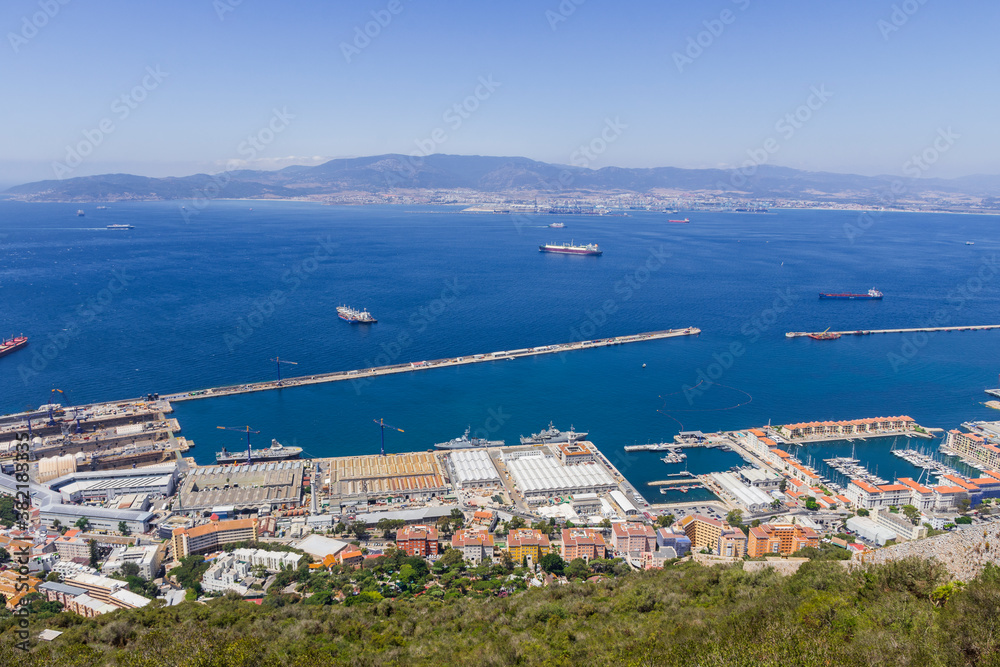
[786,324,1000,338]
[163,328,700,402]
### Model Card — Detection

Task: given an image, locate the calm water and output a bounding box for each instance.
[2,200,999,496]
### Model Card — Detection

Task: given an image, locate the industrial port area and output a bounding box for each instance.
[5,375,1000,617]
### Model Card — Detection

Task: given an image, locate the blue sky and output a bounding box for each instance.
[1,0,996,186]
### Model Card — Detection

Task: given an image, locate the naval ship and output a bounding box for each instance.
[519,422,587,445]
[216,438,302,464]
[434,427,504,450]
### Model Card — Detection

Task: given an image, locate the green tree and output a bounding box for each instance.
[656,514,675,528]
[118,521,131,536]
[75,517,90,531]
[440,548,465,567]
[539,552,565,575]
[88,539,99,569]
[376,518,395,539]
[120,561,140,578]
[779,479,787,493]
[901,505,921,526]
[955,516,973,525]
[599,518,612,529]
[959,498,972,514]
[726,509,744,527]
[350,521,368,540]
[856,508,870,517]
[565,557,590,580]
[0,547,9,562]
[508,516,526,530]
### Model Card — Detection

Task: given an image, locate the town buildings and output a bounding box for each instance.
[505,529,551,565]
[171,518,258,560]
[560,528,608,561]
[611,522,655,554]
[451,529,495,564]
[747,523,820,557]
[395,525,439,557]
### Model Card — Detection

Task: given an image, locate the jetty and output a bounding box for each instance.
[164,328,700,403]
[786,324,1000,338]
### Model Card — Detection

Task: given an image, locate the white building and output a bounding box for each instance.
[448,450,501,488]
[503,454,616,500]
[102,544,163,580]
[232,548,302,572]
[200,553,251,596]
[845,516,896,546]
[710,472,776,514]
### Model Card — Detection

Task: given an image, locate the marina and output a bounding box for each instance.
[786,324,1000,338]
[162,328,700,403]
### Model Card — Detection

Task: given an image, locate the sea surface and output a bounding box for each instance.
[2,200,999,499]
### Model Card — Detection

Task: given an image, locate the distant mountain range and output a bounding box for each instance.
[6,154,1000,204]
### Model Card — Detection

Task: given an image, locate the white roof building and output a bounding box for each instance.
[504,454,616,498]
[710,472,776,514]
[609,490,639,516]
[846,516,897,546]
[449,450,500,487]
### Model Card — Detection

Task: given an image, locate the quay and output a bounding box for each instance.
[786,324,1000,338]
[163,328,700,403]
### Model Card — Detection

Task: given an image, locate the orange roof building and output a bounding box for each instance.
[171,518,258,560]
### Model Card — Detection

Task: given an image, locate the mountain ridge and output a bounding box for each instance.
[6,153,1000,204]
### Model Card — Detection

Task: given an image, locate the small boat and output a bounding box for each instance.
[966,241,975,245]
[549,222,565,228]
[106,224,134,230]
[77,210,85,217]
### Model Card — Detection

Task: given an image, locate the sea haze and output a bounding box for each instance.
[1,201,999,493]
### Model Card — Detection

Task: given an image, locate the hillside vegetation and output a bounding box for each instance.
[3,557,1000,666]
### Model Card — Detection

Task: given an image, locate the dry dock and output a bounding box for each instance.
[786,324,1000,338]
[164,327,700,403]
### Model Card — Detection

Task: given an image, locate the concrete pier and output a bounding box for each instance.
[786,324,1000,338]
[163,327,700,403]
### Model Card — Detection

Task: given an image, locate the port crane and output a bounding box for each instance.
[46,389,64,425]
[217,425,260,464]
[270,357,298,387]
[373,418,404,457]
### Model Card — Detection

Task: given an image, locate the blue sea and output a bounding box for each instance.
[2,200,999,497]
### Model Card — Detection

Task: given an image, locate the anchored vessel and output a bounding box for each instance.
[519,422,588,445]
[434,427,504,450]
[0,335,28,359]
[808,328,841,340]
[668,218,690,223]
[106,224,134,230]
[337,305,377,323]
[819,288,883,300]
[216,438,302,464]
[539,242,602,256]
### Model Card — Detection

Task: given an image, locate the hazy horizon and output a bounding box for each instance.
[2,1,997,186]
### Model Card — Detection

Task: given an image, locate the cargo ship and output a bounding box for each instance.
[216,438,302,464]
[0,335,28,359]
[808,328,841,341]
[434,427,504,450]
[337,305,377,323]
[519,422,587,445]
[668,218,690,223]
[106,224,134,230]
[539,242,602,256]
[819,288,883,300]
